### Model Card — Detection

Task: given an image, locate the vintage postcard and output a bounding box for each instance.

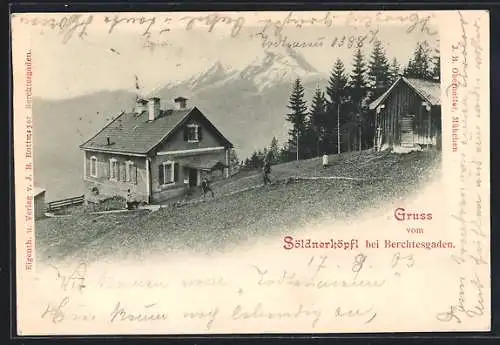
[11,10,490,335]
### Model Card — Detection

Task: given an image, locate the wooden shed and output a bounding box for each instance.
[369,76,441,152]
[34,187,46,219]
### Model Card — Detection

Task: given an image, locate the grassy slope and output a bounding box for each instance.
[36,150,441,263]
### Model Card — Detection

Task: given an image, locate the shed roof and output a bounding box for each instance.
[34,187,46,197]
[369,76,441,110]
[80,106,233,155]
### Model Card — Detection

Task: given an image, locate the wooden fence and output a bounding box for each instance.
[46,195,85,212]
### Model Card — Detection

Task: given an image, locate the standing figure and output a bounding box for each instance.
[201,176,215,198]
[322,153,329,169]
[263,160,272,185]
[126,189,134,210]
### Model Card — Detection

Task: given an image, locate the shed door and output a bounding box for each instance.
[400,115,415,147]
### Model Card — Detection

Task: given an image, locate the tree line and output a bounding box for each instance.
[242,40,440,169]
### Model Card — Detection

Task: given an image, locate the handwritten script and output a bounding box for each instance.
[437,11,489,325]
[38,253,411,329]
[15,11,438,49]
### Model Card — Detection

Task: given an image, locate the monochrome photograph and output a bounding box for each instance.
[28,11,443,262]
[12,10,490,335]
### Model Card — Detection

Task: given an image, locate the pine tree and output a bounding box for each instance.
[249,151,260,169]
[243,158,250,169]
[348,49,371,152]
[432,55,440,81]
[404,41,433,80]
[350,49,367,95]
[327,58,349,105]
[268,137,280,164]
[367,40,390,97]
[349,49,368,108]
[286,78,308,160]
[307,87,328,155]
[309,87,328,131]
[326,58,349,154]
[388,58,401,84]
[279,143,294,163]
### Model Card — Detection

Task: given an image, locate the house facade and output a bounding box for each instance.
[369,76,441,152]
[80,97,233,204]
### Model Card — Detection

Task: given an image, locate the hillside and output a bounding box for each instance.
[33,47,327,202]
[35,150,442,264]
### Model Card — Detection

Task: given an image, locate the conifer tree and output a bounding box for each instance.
[243,158,250,169]
[249,151,260,169]
[268,137,280,164]
[404,41,433,80]
[349,49,368,107]
[350,49,367,92]
[308,86,328,155]
[327,58,349,105]
[432,55,440,81]
[326,58,349,154]
[348,49,371,152]
[286,78,308,160]
[367,40,390,97]
[388,58,401,84]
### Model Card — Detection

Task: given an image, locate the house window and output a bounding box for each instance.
[90,156,98,177]
[187,124,200,143]
[109,158,118,181]
[125,161,133,182]
[160,161,175,185]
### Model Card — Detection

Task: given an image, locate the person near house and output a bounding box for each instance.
[263,160,272,185]
[183,176,192,198]
[126,189,135,210]
[322,153,329,169]
[201,176,214,198]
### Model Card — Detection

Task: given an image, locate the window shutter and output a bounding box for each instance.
[159,164,164,185]
[198,126,203,141]
[132,165,138,185]
[174,163,179,182]
[120,163,126,182]
[89,158,94,177]
[183,126,188,141]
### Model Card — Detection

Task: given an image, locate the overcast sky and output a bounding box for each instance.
[13,11,440,99]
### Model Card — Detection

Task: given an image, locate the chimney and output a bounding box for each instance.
[174,97,188,110]
[106,137,111,145]
[148,97,161,121]
[134,98,148,114]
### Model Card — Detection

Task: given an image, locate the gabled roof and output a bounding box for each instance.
[369,76,441,110]
[80,107,233,155]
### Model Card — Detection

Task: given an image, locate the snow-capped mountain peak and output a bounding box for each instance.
[186,61,237,91]
[157,47,326,96]
[238,47,324,91]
